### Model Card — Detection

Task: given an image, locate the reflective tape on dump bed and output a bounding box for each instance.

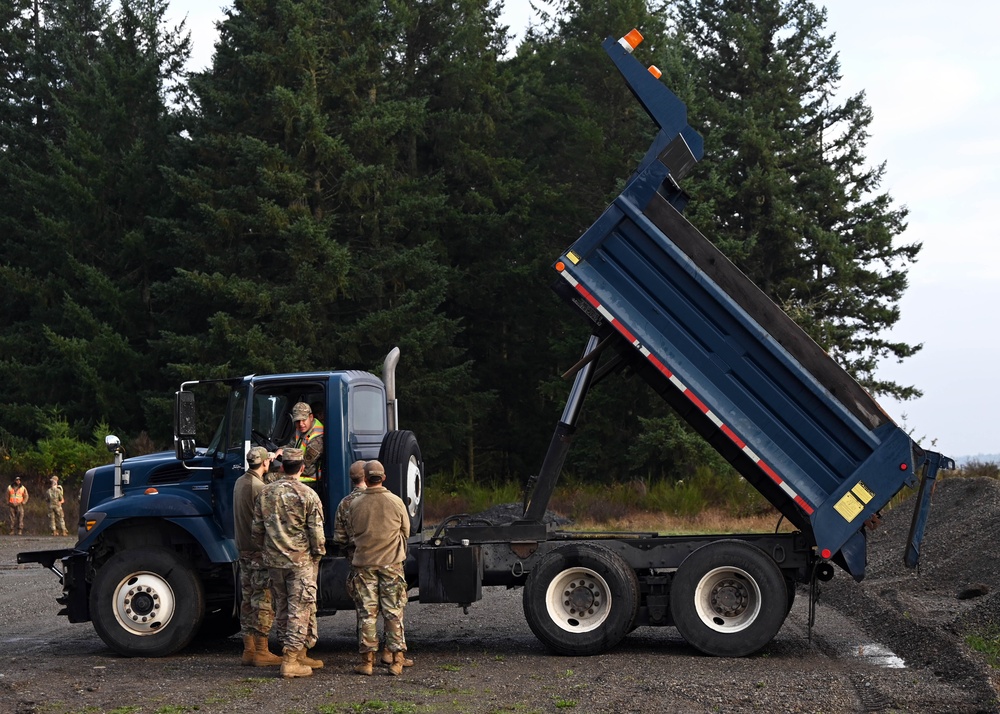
[557,264,815,516]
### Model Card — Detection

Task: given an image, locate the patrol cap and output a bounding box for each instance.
[247,446,270,466]
[364,460,385,483]
[290,402,311,421]
[283,445,305,463]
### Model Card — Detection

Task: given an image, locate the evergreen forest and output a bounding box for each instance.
[0,0,921,487]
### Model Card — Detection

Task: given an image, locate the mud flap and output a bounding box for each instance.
[833,530,868,583]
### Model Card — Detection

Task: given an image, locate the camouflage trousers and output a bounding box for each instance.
[351,563,407,654]
[48,505,67,534]
[8,504,24,534]
[270,562,318,653]
[238,553,274,637]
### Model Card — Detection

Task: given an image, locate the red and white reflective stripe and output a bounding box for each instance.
[559,268,815,516]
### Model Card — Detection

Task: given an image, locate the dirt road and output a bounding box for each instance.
[4,495,999,714]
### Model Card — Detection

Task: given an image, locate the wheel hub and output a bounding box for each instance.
[565,580,601,616]
[710,578,749,617]
[129,589,157,617]
[544,566,613,633]
[113,572,176,635]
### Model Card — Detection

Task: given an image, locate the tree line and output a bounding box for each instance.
[0,0,920,486]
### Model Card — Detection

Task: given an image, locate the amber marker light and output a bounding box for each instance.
[145,487,159,494]
[648,65,662,79]
[85,520,97,531]
[618,28,644,53]
[555,261,566,272]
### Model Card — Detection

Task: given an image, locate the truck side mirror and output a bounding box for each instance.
[175,390,197,460]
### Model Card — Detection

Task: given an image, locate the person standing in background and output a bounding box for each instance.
[46,476,68,536]
[7,476,28,535]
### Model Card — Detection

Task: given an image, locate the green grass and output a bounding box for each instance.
[966,629,1000,668]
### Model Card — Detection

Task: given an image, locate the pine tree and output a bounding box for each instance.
[158,0,495,469]
[501,0,709,483]
[0,0,190,443]
[673,0,920,399]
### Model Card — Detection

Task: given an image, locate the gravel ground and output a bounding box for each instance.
[2,477,999,713]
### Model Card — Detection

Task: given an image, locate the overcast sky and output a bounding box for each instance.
[166,1,999,460]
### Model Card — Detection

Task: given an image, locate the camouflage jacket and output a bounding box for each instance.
[46,484,64,507]
[333,486,365,554]
[251,476,326,568]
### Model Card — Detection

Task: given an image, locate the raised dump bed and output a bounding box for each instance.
[552,32,950,581]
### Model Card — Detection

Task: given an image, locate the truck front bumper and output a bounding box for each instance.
[17,548,91,622]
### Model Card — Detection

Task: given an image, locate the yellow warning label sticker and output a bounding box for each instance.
[851,481,874,504]
[566,251,581,265]
[833,492,865,522]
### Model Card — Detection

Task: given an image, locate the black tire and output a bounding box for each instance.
[90,548,205,657]
[379,430,424,533]
[670,539,788,657]
[522,544,639,656]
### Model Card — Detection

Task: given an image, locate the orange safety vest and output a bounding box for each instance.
[8,485,27,506]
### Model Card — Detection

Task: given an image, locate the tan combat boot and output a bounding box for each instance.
[354,651,375,676]
[241,634,257,665]
[381,648,413,668]
[298,649,324,669]
[388,650,411,676]
[252,635,282,666]
[280,648,312,678]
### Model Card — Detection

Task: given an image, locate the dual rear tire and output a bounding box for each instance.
[522,540,789,658]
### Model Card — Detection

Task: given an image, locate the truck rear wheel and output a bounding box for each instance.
[90,548,205,657]
[379,430,424,533]
[522,544,639,656]
[670,540,787,657]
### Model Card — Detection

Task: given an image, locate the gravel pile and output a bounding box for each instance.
[824,475,1000,708]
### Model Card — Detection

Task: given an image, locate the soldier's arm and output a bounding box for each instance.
[307,494,326,558]
[250,497,264,550]
[303,435,323,477]
[332,502,349,546]
[400,501,410,541]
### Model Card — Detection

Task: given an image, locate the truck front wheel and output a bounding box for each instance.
[670,540,787,657]
[522,544,639,656]
[90,548,205,657]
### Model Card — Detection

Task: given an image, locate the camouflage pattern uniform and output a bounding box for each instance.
[234,447,274,638]
[333,484,365,598]
[45,479,67,536]
[251,455,326,654]
[348,471,410,655]
[286,402,324,482]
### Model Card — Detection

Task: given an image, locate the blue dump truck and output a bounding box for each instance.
[20,29,951,659]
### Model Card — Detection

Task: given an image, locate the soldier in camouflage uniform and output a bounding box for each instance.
[333,460,367,570]
[348,460,411,676]
[233,446,281,667]
[278,402,324,483]
[251,446,326,678]
[46,476,68,536]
